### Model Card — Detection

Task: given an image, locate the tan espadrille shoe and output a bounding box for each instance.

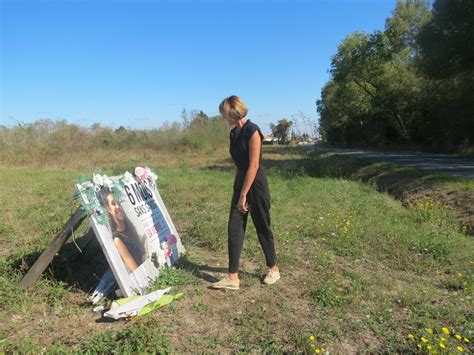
[211,275,240,290]
[263,269,281,285]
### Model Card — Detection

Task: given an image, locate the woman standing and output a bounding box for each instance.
[212,95,280,290]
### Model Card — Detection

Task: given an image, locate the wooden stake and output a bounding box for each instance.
[19,207,86,289]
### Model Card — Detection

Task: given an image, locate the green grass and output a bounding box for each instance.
[77,318,172,353]
[146,267,196,292]
[0,146,473,353]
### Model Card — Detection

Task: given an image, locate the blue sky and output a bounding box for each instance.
[1,0,397,134]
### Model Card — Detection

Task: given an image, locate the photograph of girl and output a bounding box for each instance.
[102,189,147,273]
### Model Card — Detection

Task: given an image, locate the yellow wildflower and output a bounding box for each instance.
[426,328,433,334]
[309,335,315,341]
[310,344,315,349]
[439,342,446,349]
[417,344,423,349]
[442,327,450,335]
[440,337,447,342]
[427,345,433,351]
[464,338,470,343]
[315,349,321,354]
[456,346,464,352]
[421,337,428,343]
[455,334,462,340]
[407,334,415,340]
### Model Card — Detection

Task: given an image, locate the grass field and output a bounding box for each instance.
[0,146,473,353]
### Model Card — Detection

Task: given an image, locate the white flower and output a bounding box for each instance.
[103,176,115,189]
[122,171,135,183]
[93,174,104,186]
[149,170,158,183]
[135,166,146,179]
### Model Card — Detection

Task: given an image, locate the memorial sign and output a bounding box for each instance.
[76,167,184,297]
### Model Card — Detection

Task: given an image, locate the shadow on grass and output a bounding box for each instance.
[199,164,234,173]
[198,157,234,173]
[201,146,370,180]
[262,145,305,155]
[176,254,259,284]
[8,233,260,292]
[201,147,473,235]
[6,229,109,293]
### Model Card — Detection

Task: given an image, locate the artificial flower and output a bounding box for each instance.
[122,171,135,183]
[103,176,115,189]
[168,234,177,245]
[93,173,104,186]
[135,166,149,181]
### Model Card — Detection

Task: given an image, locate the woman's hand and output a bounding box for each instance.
[238,194,249,214]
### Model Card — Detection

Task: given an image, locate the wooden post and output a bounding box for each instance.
[19,207,86,289]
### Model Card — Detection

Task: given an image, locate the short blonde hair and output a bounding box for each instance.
[219,95,248,121]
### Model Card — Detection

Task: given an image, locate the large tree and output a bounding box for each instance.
[416,0,474,148]
[318,0,433,147]
[385,0,431,56]
[418,0,474,78]
[270,119,293,144]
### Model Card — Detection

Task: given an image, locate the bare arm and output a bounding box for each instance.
[238,131,261,213]
[114,238,139,272]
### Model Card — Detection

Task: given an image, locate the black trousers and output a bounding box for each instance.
[228,168,277,273]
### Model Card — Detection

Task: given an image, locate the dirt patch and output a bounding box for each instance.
[2,290,125,349]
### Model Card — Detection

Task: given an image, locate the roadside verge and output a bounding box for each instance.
[304,149,474,235]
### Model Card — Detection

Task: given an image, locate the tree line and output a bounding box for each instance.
[317,0,473,152]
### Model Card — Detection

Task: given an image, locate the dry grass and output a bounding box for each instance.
[1,145,473,353]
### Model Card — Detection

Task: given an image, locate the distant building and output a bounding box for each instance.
[263,135,279,145]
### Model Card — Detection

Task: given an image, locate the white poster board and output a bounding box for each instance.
[76,167,185,297]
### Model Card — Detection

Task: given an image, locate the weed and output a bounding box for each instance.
[406,326,472,353]
[191,301,210,314]
[146,267,194,292]
[77,319,172,353]
[189,336,221,349]
[310,284,347,308]
[163,303,179,315]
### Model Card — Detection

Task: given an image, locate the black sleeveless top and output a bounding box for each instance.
[229,120,270,201]
[229,120,264,171]
[113,226,145,267]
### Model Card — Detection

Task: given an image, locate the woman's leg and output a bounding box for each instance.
[249,190,277,269]
[227,190,248,275]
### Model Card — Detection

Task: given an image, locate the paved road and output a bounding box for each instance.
[325,147,474,179]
